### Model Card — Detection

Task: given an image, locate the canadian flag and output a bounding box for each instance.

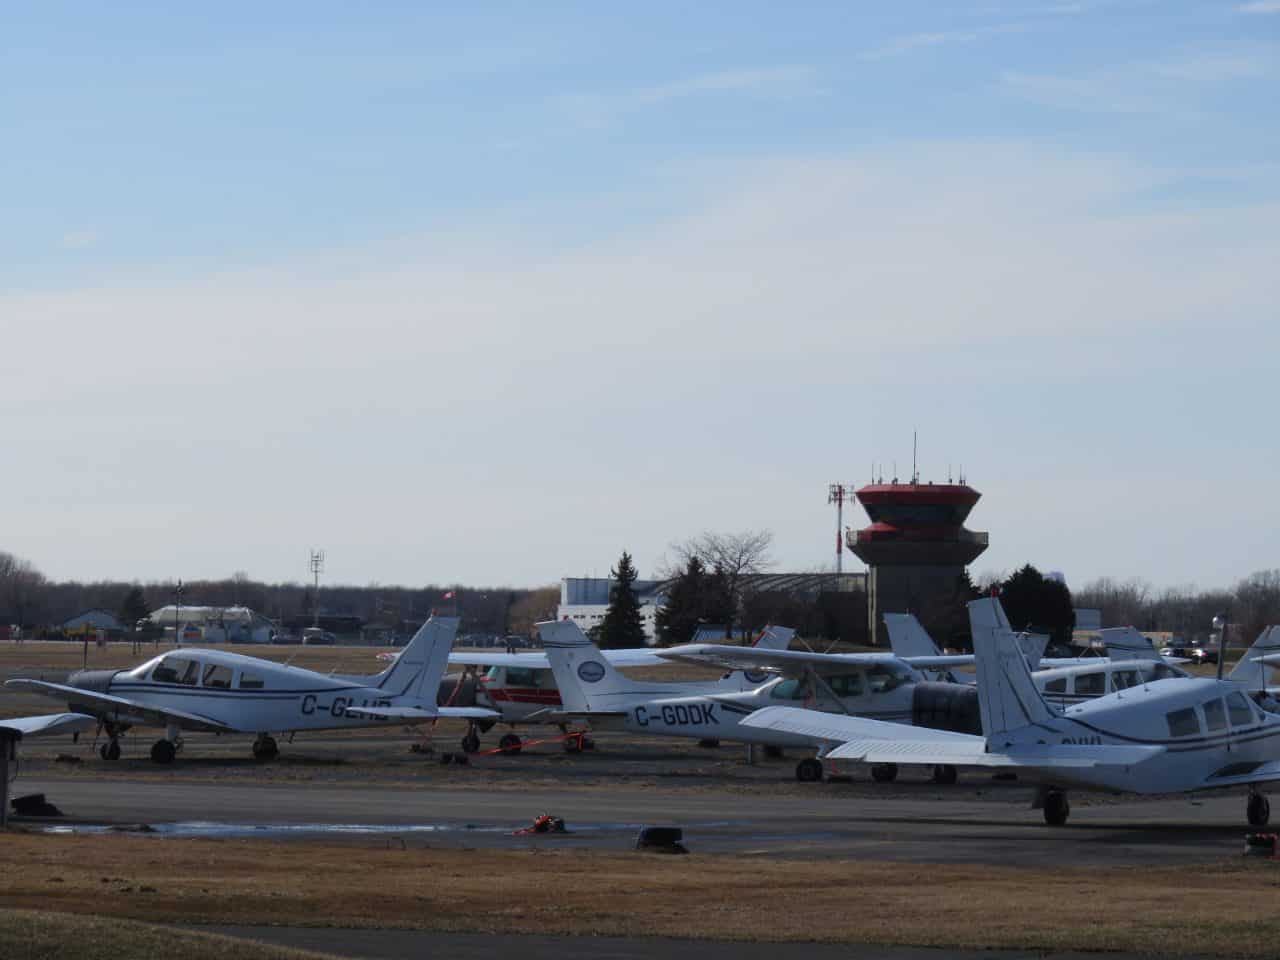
[442,590,456,600]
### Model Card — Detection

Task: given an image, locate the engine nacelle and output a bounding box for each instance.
[912,681,981,735]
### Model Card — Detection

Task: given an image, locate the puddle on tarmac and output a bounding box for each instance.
[38,819,752,839]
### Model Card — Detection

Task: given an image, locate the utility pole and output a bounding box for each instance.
[172,579,184,648]
[828,484,852,575]
[309,549,325,630]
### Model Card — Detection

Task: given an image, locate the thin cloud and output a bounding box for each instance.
[858,22,1027,61]
[60,229,97,250]
[1239,1,1280,12]
[557,66,823,128]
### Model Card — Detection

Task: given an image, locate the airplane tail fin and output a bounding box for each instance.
[1014,632,1049,669]
[1227,625,1280,689]
[753,625,795,651]
[969,598,1056,738]
[380,616,460,703]
[1099,627,1161,663]
[884,613,940,658]
[538,620,643,712]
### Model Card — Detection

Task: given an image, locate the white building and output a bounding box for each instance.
[148,605,276,644]
[557,578,669,644]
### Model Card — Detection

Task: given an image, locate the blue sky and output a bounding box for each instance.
[2,2,1277,591]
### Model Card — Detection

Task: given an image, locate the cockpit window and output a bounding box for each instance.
[826,673,864,698]
[867,664,911,694]
[1110,670,1138,691]
[770,678,804,700]
[1166,707,1200,738]
[1203,697,1227,732]
[505,667,540,688]
[1044,677,1067,693]
[238,671,266,690]
[1227,691,1256,726]
[152,657,199,685]
[1075,672,1106,696]
[202,664,233,689]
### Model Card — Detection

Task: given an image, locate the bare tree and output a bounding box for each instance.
[0,550,47,627]
[668,530,774,638]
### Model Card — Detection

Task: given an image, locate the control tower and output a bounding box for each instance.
[846,480,988,645]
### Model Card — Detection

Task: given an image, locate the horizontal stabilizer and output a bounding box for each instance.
[0,712,98,739]
[342,705,498,722]
[826,739,1163,769]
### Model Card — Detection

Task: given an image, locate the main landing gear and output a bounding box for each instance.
[460,724,481,754]
[252,734,279,762]
[1248,790,1270,827]
[795,757,824,782]
[870,763,899,784]
[931,764,958,785]
[499,733,523,755]
[150,739,176,764]
[99,740,121,762]
[1042,789,1070,826]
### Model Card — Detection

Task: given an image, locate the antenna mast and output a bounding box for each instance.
[828,483,852,575]
[309,548,325,629]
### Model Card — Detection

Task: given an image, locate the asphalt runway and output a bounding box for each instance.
[13,773,1262,867]
[194,925,1187,960]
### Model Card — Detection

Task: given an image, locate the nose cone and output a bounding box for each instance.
[66,669,116,693]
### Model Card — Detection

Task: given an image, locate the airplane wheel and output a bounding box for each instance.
[252,737,279,762]
[795,757,824,783]
[1248,793,1270,827]
[931,764,958,785]
[870,763,898,784]
[1043,790,1070,826]
[460,731,481,753]
[498,733,522,755]
[150,739,176,765]
[100,741,121,762]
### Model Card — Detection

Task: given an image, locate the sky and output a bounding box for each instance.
[2,2,1277,592]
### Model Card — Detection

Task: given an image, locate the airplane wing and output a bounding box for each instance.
[0,713,98,739]
[342,705,499,722]
[741,706,1164,769]
[657,645,972,676]
[447,648,664,669]
[4,679,236,734]
[1201,761,1280,789]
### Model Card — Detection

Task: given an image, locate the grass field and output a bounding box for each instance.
[3,833,1280,956]
[0,908,340,960]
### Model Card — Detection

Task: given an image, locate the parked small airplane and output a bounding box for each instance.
[544,620,974,783]
[445,624,796,754]
[2,713,100,826]
[742,598,1280,826]
[1226,625,1280,698]
[4,616,495,764]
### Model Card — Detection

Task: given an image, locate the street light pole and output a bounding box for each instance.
[1214,613,1228,682]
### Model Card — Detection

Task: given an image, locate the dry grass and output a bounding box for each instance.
[3,833,1280,955]
[0,908,340,960]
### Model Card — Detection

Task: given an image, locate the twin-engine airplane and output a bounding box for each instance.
[742,598,1280,826]
[4,616,496,763]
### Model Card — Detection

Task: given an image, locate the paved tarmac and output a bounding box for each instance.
[195,925,1204,960]
[15,774,1260,867]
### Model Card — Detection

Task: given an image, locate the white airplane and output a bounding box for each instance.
[2,713,100,826]
[443,625,797,754]
[4,616,496,764]
[543,619,973,783]
[1226,625,1280,698]
[884,612,1191,709]
[742,598,1280,827]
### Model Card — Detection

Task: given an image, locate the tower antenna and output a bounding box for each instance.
[828,483,852,575]
[309,548,325,630]
[912,430,918,484]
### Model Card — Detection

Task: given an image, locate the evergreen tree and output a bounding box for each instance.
[655,556,707,646]
[598,551,647,649]
[999,564,1075,646]
[117,585,151,630]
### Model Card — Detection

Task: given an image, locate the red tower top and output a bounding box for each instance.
[847,481,988,566]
